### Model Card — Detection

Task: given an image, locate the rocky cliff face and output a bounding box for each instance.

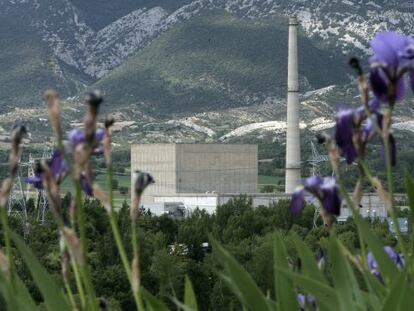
[0,0,413,144]
[3,0,413,81]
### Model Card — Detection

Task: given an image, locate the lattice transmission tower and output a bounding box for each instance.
[7,170,28,221]
[27,150,52,224]
[8,149,51,225]
[307,141,330,228]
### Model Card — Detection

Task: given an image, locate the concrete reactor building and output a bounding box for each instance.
[131,144,258,204]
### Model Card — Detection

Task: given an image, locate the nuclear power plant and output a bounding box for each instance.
[131,144,258,205]
[285,16,301,194]
[128,16,304,214]
[128,17,388,220]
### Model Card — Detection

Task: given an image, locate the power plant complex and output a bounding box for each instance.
[130,144,258,204]
[128,16,387,220]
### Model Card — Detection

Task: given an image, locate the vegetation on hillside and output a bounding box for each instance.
[92,12,349,115]
[4,197,399,310]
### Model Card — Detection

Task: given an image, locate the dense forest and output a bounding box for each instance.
[3,196,401,310]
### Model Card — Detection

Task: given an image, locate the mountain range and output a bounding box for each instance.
[0,0,414,148]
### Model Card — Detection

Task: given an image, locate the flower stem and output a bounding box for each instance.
[336,172,368,268]
[63,278,77,310]
[0,207,13,281]
[131,219,145,311]
[106,163,131,278]
[383,134,408,259]
[106,162,142,309]
[74,180,98,311]
[70,259,86,309]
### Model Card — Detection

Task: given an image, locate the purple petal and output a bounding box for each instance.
[390,134,397,167]
[381,134,397,167]
[361,118,373,142]
[335,109,357,164]
[26,175,43,189]
[304,176,324,197]
[94,128,105,143]
[370,31,408,67]
[400,39,414,60]
[320,178,342,216]
[384,246,399,262]
[48,150,68,183]
[368,98,381,111]
[297,294,305,308]
[370,68,389,102]
[81,175,93,196]
[410,70,414,93]
[290,188,305,214]
[395,76,406,102]
[367,251,377,270]
[68,128,85,146]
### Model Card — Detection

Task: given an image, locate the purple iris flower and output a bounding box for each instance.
[297,294,305,309]
[290,176,342,216]
[67,128,105,154]
[369,31,414,102]
[335,108,358,164]
[27,150,68,189]
[367,246,404,278]
[335,107,373,164]
[26,149,94,196]
[297,293,316,311]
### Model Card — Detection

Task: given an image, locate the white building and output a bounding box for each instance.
[131,144,258,203]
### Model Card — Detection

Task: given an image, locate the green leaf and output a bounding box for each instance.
[381,270,406,311]
[184,276,198,311]
[0,263,38,311]
[211,238,272,311]
[10,231,71,311]
[276,267,338,310]
[142,288,170,311]
[293,235,325,283]
[329,234,364,311]
[354,215,398,284]
[273,233,298,311]
[405,175,414,226]
[398,282,414,311]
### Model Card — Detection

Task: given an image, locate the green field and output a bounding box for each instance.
[59,173,131,207]
[54,174,282,207]
[258,175,284,192]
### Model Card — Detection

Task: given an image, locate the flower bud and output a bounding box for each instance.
[86,90,103,108]
[45,90,62,141]
[84,91,102,146]
[133,171,155,195]
[0,178,12,208]
[10,124,27,147]
[104,116,115,129]
[10,124,27,175]
[316,132,330,145]
[349,57,363,75]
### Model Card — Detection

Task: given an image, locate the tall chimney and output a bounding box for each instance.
[285,16,301,193]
